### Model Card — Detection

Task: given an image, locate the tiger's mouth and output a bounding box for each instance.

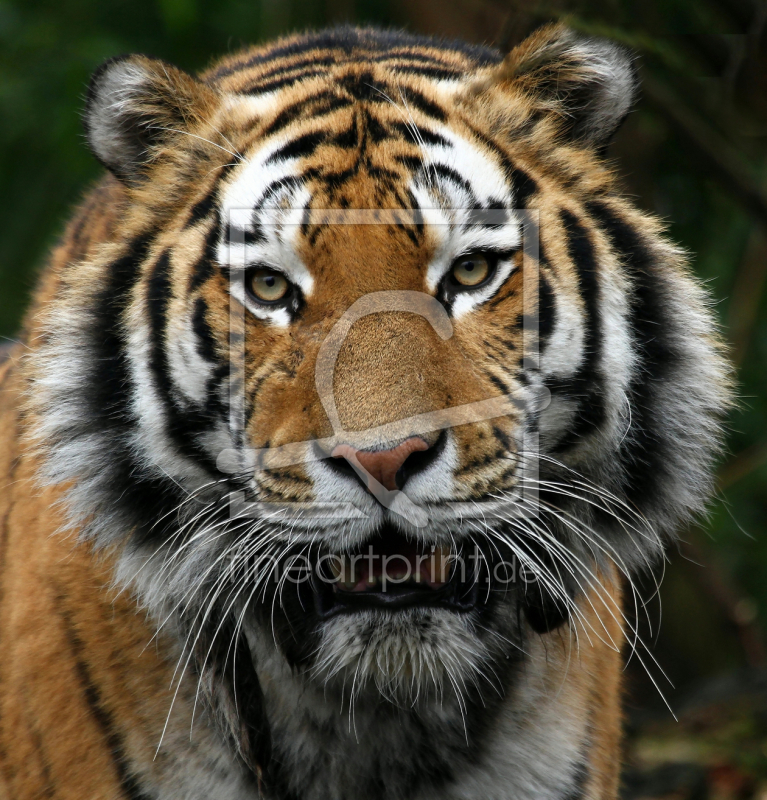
[313,527,479,617]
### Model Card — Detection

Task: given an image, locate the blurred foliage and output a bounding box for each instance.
[622,669,767,799]
[2,0,767,754]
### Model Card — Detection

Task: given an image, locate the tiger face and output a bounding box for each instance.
[26,24,730,796]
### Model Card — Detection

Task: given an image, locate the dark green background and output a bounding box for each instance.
[2,0,766,712]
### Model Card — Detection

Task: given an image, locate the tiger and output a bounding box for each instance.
[0,22,731,800]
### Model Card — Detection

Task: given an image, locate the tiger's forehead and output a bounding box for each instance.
[204,28,501,94]
[217,79,524,299]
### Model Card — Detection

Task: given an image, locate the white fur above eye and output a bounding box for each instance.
[219,138,315,327]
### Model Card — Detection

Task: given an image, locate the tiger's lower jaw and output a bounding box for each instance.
[296,531,496,701]
[231,522,583,712]
[309,607,502,705]
[245,527,504,696]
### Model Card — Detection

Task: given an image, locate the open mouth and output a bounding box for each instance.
[313,526,479,617]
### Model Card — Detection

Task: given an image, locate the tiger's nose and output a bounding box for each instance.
[332,437,429,492]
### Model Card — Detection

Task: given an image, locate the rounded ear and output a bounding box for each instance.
[83,54,219,184]
[474,23,638,149]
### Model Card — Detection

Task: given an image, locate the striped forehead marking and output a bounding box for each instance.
[218,100,524,320]
[206,27,500,91]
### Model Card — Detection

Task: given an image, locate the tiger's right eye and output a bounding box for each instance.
[247,268,291,304]
[451,253,491,288]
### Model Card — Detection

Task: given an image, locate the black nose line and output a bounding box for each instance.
[394,430,447,489]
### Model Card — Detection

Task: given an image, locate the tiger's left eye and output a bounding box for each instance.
[247,268,290,304]
[451,253,491,287]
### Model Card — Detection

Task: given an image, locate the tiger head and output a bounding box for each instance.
[29,24,730,752]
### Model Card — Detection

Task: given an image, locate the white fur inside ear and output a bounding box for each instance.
[84,58,155,180]
[567,37,637,144]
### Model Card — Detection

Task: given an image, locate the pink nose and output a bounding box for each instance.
[332,437,429,491]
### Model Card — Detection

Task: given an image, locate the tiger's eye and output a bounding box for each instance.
[248,269,289,303]
[451,253,490,287]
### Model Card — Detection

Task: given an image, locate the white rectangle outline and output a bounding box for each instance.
[218,208,542,524]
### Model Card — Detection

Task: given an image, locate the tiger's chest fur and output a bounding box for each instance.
[0,23,729,800]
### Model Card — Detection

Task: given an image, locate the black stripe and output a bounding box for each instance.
[538,267,556,348]
[209,28,498,81]
[366,164,401,182]
[186,188,219,229]
[365,114,392,144]
[406,190,424,231]
[303,165,358,194]
[263,468,313,486]
[397,221,420,247]
[265,130,328,165]
[240,55,337,86]
[146,251,220,473]
[255,175,303,209]
[56,597,151,800]
[396,154,423,172]
[329,121,358,148]
[462,123,517,181]
[368,50,475,68]
[112,460,187,548]
[81,235,189,547]
[189,214,220,293]
[455,451,496,474]
[260,93,352,138]
[549,210,605,451]
[89,232,154,430]
[338,71,392,104]
[428,163,476,199]
[397,84,448,122]
[465,202,509,229]
[218,622,273,784]
[237,54,462,90]
[586,199,677,507]
[184,162,237,231]
[242,70,330,95]
[389,63,466,80]
[389,121,449,148]
[512,169,538,209]
[486,372,512,395]
[192,297,218,363]
[227,224,266,246]
[146,252,175,396]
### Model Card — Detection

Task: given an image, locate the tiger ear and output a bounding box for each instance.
[83,54,219,184]
[476,23,638,149]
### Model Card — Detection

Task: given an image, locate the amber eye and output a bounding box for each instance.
[451,253,491,287]
[247,268,290,304]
